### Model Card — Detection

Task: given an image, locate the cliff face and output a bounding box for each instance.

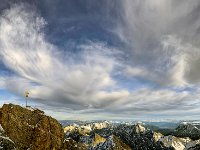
[0,104,64,150]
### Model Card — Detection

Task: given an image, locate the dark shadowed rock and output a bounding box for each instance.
[0,136,16,150]
[63,137,87,150]
[0,103,64,150]
[97,135,132,150]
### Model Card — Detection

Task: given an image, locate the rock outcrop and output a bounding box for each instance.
[0,135,16,150]
[97,135,131,150]
[0,103,64,150]
[174,123,200,140]
[92,133,106,147]
[133,122,146,134]
[63,138,87,150]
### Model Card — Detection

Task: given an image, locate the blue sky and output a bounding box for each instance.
[0,0,200,120]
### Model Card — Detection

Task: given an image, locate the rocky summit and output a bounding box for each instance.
[0,103,64,150]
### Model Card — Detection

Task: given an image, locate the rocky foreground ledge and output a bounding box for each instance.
[0,103,65,150]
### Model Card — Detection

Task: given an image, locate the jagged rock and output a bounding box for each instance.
[114,123,174,150]
[0,103,64,150]
[91,121,110,130]
[185,139,200,150]
[187,144,200,150]
[0,124,16,150]
[174,123,200,140]
[63,138,87,150]
[93,135,131,150]
[153,132,164,142]
[159,135,190,150]
[153,131,200,150]
[64,124,78,133]
[64,121,110,137]
[0,135,16,150]
[92,133,106,147]
[133,122,146,134]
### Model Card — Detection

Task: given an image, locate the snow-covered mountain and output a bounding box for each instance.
[174,122,200,140]
[177,122,200,133]
[63,121,200,150]
[64,121,111,137]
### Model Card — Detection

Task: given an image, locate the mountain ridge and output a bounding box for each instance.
[0,103,199,150]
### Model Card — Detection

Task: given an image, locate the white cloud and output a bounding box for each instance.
[116,0,200,87]
[1,2,200,120]
[44,87,200,120]
[0,3,129,111]
[125,66,148,77]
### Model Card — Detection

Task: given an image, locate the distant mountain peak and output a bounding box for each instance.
[176,122,200,134]
[133,122,147,134]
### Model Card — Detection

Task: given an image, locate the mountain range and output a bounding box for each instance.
[63,120,200,150]
[0,104,199,150]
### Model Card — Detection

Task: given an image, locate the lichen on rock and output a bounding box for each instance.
[0,103,64,150]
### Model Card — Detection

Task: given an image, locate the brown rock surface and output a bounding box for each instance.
[92,133,106,147]
[0,103,64,150]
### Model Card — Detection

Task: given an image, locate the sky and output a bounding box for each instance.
[0,0,200,121]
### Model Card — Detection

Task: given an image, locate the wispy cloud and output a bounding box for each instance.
[116,0,200,87]
[0,1,200,120]
[0,3,128,111]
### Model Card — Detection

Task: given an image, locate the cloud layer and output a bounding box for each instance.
[117,0,200,87]
[0,1,200,120]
